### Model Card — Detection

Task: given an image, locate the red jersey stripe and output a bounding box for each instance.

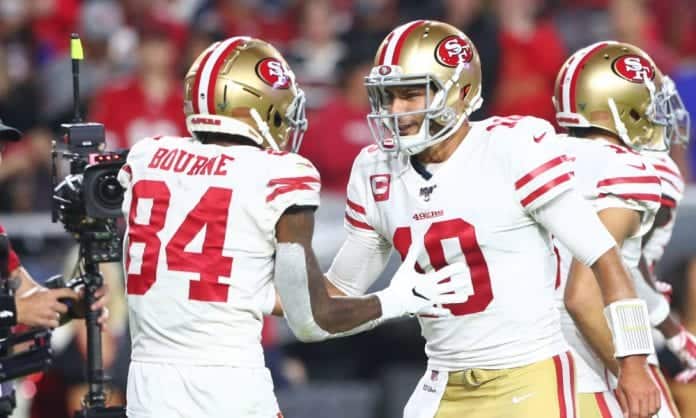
[566,352,577,418]
[553,355,567,418]
[266,176,320,203]
[553,245,561,289]
[661,195,677,208]
[346,199,366,215]
[345,213,373,231]
[515,156,568,189]
[594,393,613,418]
[520,173,573,207]
[596,176,660,187]
[653,163,681,177]
[649,365,679,418]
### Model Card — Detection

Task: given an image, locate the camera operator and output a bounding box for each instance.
[0,118,109,329]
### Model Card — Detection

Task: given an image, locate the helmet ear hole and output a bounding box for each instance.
[459,84,471,101]
[273,110,283,128]
[629,109,641,121]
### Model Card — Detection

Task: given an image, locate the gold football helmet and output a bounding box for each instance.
[553,41,690,151]
[184,36,307,152]
[365,20,483,155]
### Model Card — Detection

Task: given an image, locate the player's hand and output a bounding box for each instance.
[72,284,110,326]
[615,355,661,418]
[16,286,79,329]
[377,245,472,320]
[665,326,696,369]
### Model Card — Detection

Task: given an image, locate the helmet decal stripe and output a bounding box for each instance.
[383,20,425,65]
[391,20,425,65]
[566,42,608,112]
[206,37,248,114]
[191,43,217,114]
[378,33,394,65]
[198,37,246,115]
[555,61,570,110]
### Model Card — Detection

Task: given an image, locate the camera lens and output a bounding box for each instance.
[96,173,123,207]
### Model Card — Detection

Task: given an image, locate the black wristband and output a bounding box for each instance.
[0,295,17,327]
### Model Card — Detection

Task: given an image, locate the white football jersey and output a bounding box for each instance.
[344,116,574,370]
[642,153,684,268]
[551,135,661,393]
[119,136,320,367]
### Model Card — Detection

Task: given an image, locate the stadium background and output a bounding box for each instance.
[1,0,696,417]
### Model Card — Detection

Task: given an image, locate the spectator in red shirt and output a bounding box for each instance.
[28,0,79,62]
[300,54,374,194]
[488,0,567,124]
[89,21,187,150]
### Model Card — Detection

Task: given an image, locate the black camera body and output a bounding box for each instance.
[52,122,128,263]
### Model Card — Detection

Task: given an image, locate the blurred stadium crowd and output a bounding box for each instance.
[1,0,696,417]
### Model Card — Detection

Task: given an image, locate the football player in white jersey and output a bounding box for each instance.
[118,37,470,418]
[551,41,691,418]
[276,21,660,418]
[639,152,696,387]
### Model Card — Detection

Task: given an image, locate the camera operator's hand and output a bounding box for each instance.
[71,284,110,326]
[16,286,80,328]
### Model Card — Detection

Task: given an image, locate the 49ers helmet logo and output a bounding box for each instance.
[435,35,473,67]
[612,54,655,83]
[256,58,291,89]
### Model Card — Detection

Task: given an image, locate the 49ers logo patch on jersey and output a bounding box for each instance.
[256,58,291,89]
[612,55,655,83]
[435,35,473,68]
[370,174,391,202]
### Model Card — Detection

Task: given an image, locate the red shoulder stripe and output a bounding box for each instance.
[266,176,320,203]
[596,176,660,187]
[515,156,569,190]
[520,173,573,207]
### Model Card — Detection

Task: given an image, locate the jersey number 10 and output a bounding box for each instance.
[393,219,493,316]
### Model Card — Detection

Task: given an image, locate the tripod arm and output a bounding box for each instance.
[82,260,106,408]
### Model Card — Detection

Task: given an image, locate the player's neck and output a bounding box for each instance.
[414,122,471,164]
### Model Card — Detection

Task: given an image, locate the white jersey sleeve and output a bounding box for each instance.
[643,154,684,267]
[327,146,392,296]
[342,147,390,241]
[263,151,321,227]
[589,147,662,238]
[502,117,575,212]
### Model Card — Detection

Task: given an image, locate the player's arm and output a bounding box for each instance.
[276,208,381,333]
[274,207,467,341]
[532,191,660,418]
[563,207,640,377]
[266,233,388,316]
